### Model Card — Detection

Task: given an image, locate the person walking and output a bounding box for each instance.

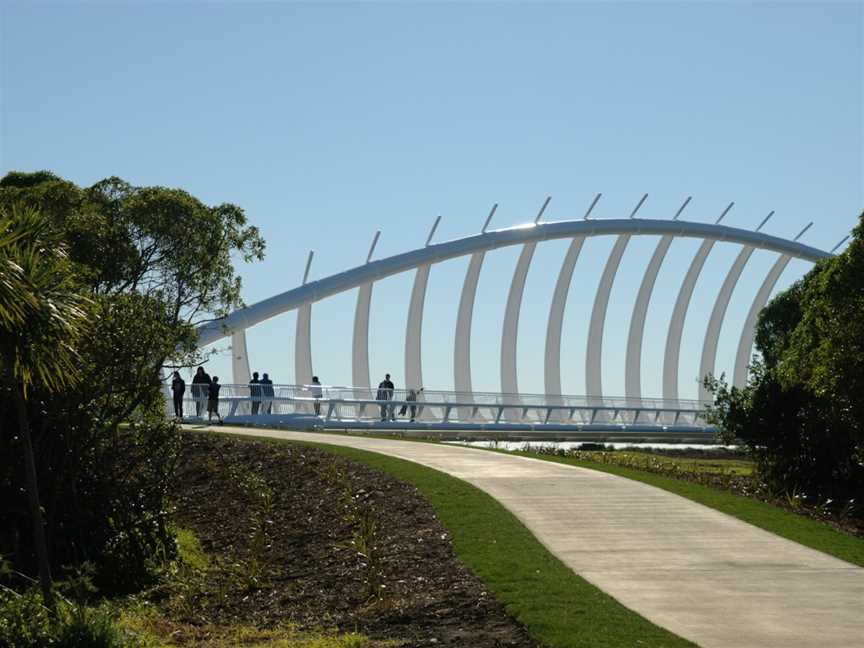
[207,376,223,424]
[192,366,210,417]
[171,371,186,419]
[377,373,395,422]
[261,373,274,414]
[406,387,423,423]
[249,371,261,415]
[310,376,323,416]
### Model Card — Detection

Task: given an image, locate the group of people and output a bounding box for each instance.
[170,367,224,424]
[171,368,422,424]
[247,372,276,415]
[376,373,423,422]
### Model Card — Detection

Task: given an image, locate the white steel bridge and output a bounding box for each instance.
[193,196,841,438]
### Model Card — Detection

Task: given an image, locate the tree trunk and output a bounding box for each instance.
[10,380,55,614]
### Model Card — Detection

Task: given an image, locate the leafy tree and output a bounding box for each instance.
[706,212,864,505]
[0,172,265,590]
[0,203,92,612]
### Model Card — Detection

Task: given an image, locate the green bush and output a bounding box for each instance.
[706,211,864,508]
[0,589,51,648]
[0,588,136,648]
[0,171,264,594]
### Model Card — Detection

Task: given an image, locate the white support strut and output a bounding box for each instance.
[352,283,373,393]
[698,245,755,402]
[586,234,630,399]
[544,237,585,404]
[733,254,791,388]
[231,329,251,386]
[454,251,485,418]
[663,239,715,403]
[294,303,312,386]
[501,242,537,405]
[625,235,673,402]
[405,264,431,392]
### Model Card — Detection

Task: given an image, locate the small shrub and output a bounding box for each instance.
[0,587,138,648]
[0,588,51,648]
[54,606,135,648]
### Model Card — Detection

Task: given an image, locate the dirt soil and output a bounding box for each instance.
[168,434,538,647]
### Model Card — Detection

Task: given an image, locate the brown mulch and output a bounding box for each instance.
[168,434,538,647]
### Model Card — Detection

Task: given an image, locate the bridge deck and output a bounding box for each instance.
[175,383,713,440]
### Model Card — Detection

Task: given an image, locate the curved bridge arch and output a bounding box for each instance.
[197,217,830,404]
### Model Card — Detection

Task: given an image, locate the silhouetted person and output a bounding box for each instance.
[311,376,323,416]
[261,373,274,414]
[377,373,395,421]
[249,371,261,415]
[192,367,210,417]
[208,376,222,424]
[171,371,185,418]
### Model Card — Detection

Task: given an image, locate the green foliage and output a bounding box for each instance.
[0,202,91,393]
[0,171,264,594]
[706,212,864,506]
[0,587,138,648]
[173,529,208,572]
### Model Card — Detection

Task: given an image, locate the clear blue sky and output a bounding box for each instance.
[2,1,862,399]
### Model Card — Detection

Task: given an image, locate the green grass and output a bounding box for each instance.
[218,432,696,648]
[506,450,864,567]
[119,609,380,647]
[173,527,209,571]
[574,450,755,476]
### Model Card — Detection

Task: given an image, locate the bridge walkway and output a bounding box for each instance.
[198,426,864,648]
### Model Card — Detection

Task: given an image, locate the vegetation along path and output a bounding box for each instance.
[197,426,864,648]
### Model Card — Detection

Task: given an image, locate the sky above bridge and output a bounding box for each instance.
[2,1,862,399]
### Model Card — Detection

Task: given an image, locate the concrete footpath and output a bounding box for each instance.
[203,426,864,648]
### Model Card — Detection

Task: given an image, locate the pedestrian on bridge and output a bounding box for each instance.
[249,371,261,415]
[208,376,223,424]
[377,373,395,422]
[192,366,210,417]
[261,373,274,414]
[171,371,185,419]
[406,387,422,423]
[311,376,323,416]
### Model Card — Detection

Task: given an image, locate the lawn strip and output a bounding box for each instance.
[218,431,697,648]
[505,450,864,567]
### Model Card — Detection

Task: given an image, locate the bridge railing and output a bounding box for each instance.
[173,382,711,429]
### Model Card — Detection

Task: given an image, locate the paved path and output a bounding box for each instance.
[205,426,864,648]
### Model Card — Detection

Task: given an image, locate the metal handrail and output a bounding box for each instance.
[177,383,707,409]
[170,382,710,429]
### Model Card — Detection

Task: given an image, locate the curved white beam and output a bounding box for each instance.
[455,251,485,407]
[502,243,537,401]
[197,219,831,347]
[405,264,430,391]
[544,237,585,401]
[697,245,754,402]
[295,303,312,386]
[352,283,373,392]
[586,235,630,399]
[663,239,715,403]
[733,254,791,388]
[625,235,673,401]
[231,329,251,385]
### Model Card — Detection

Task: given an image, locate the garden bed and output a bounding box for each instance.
[158,434,537,647]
